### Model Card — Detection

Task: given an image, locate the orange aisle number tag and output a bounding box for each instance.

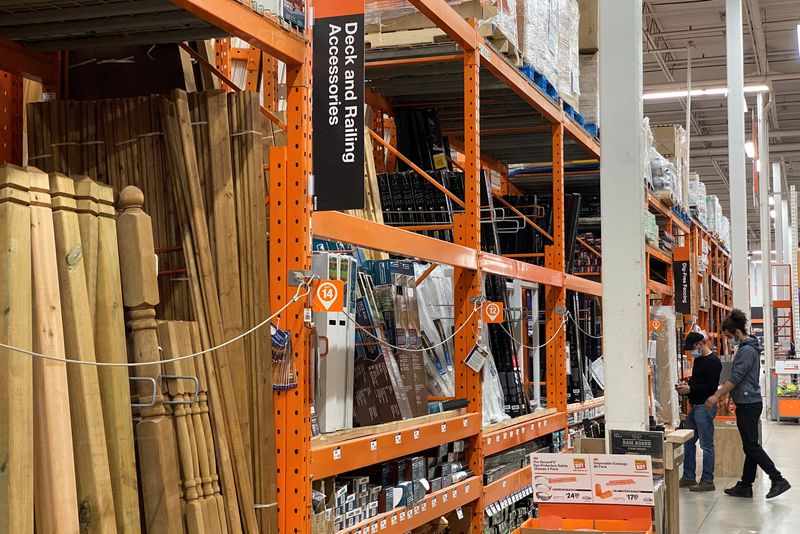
[482,301,504,323]
[313,280,344,312]
[651,319,662,331]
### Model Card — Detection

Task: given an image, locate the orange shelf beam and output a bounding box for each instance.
[648,279,673,296]
[481,252,564,287]
[0,40,59,86]
[646,244,672,265]
[169,0,305,65]
[313,211,479,270]
[340,476,481,534]
[484,465,532,505]
[310,413,481,480]
[566,274,602,297]
[483,410,567,456]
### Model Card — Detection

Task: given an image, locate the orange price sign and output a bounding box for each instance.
[313,280,344,312]
[482,301,504,323]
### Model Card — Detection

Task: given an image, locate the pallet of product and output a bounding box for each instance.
[653,189,677,207]
[365,22,520,60]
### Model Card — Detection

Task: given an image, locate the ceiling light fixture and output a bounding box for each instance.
[643,84,770,100]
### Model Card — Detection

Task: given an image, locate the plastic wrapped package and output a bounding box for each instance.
[517,0,559,82]
[556,0,580,104]
[721,216,731,250]
[706,195,722,235]
[365,0,518,51]
[644,211,659,245]
[579,52,598,124]
[643,117,654,187]
[649,147,679,200]
[650,306,679,428]
[482,328,512,426]
[413,263,456,397]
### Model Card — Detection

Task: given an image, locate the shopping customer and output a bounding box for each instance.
[704,309,791,499]
[677,330,721,491]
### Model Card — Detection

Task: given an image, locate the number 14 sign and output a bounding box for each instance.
[313,279,344,312]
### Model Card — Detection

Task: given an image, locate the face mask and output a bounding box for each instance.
[690,349,701,357]
[730,339,740,348]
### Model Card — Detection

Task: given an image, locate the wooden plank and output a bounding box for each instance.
[205,89,250,465]
[161,88,256,533]
[48,172,117,533]
[27,165,80,534]
[0,164,34,534]
[74,176,99,319]
[117,185,184,534]
[95,181,141,533]
[196,40,221,90]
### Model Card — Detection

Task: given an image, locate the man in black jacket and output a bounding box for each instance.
[677,331,722,491]
[705,309,791,499]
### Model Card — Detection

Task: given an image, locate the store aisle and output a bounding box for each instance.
[680,420,799,533]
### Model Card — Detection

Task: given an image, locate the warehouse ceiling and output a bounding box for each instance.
[642,0,800,242]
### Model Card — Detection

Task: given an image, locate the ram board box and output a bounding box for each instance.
[578,0,598,52]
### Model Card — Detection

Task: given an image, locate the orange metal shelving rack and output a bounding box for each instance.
[0,0,606,532]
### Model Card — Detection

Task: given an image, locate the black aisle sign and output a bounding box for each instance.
[674,259,691,314]
[312,0,365,211]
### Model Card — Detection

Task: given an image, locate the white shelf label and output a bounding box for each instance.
[413,429,420,440]
[465,483,470,494]
[442,493,448,503]
[399,511,406,521]
[333,447,341,461]
[370,440,377,451]
[380,519,387,529]
[456,507,464,520]
[441,423,447,433]
[421,502,427,512]
[463,418,468,427]
[452,489,458,499]
[391,515,397,526]
[432,497,438,508]
[395,433,402,445]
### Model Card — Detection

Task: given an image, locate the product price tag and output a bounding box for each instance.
[394,433,401,445]
[333,447,341,461]
[399,511,406,521]
[380,519,387,529]
[441,423,447,433]
[413,429,420,440]
[370,440,377,451]
[391,515,397,525]
[456,507,464,520]
[464,344,489,372]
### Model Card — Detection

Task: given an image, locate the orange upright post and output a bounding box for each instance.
[545,122,567,414]
[450,34,484,533]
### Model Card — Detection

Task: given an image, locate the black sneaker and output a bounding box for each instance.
[766,478,791,499]
[679,478,696,488]
[724,482,753,498]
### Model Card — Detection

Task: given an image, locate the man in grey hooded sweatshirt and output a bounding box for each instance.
[705,309,791,499]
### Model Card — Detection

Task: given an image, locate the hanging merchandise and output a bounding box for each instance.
[650,306,680,428]
[413,263,456,397]
[352,269,414,427]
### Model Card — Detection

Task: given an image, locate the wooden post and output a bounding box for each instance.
[0,164,34,533]
[95,181,141,533]
[75,176,100,320]
[27,166,80,534]
[117,185,183,534]
[48,172,116,533]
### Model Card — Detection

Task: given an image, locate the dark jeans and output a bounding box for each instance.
[683,404,717,482]
[735,401,782,485]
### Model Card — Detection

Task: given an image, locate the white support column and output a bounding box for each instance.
[782,199,790,263]
[600,0,648,432]
[727,0,751,315]
[774,163,784,263]
[790,187,799,348]
[758,93,774,416]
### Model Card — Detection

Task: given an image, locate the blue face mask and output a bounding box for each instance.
[690,349,701,357]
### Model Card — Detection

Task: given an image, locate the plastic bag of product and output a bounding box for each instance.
[518,0,559,82]
[643,117,654,187]
[650,306,679,428]
[649,147,678,194]
[579,52,599,124]
[414,263,456,396]
[557,0,580,102]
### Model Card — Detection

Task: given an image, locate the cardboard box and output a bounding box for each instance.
[578,0,599,52]
[714,417,760,479]
[590,454,655,506]
[531,454,594,504]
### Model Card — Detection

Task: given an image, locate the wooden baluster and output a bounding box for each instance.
[0,164,34,533]
[48,172,116,533]
[157,321,210,534]
[27,166,80,534]
[116,185,183,534]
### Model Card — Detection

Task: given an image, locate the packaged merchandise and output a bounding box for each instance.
[579,52,599,124]
[556,0,581,105]
[517,0,560,82]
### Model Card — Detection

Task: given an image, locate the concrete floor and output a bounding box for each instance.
[679,419,799,533]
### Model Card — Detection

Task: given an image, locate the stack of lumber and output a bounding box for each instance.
[27,88,280,533]
[1,164,140,534]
